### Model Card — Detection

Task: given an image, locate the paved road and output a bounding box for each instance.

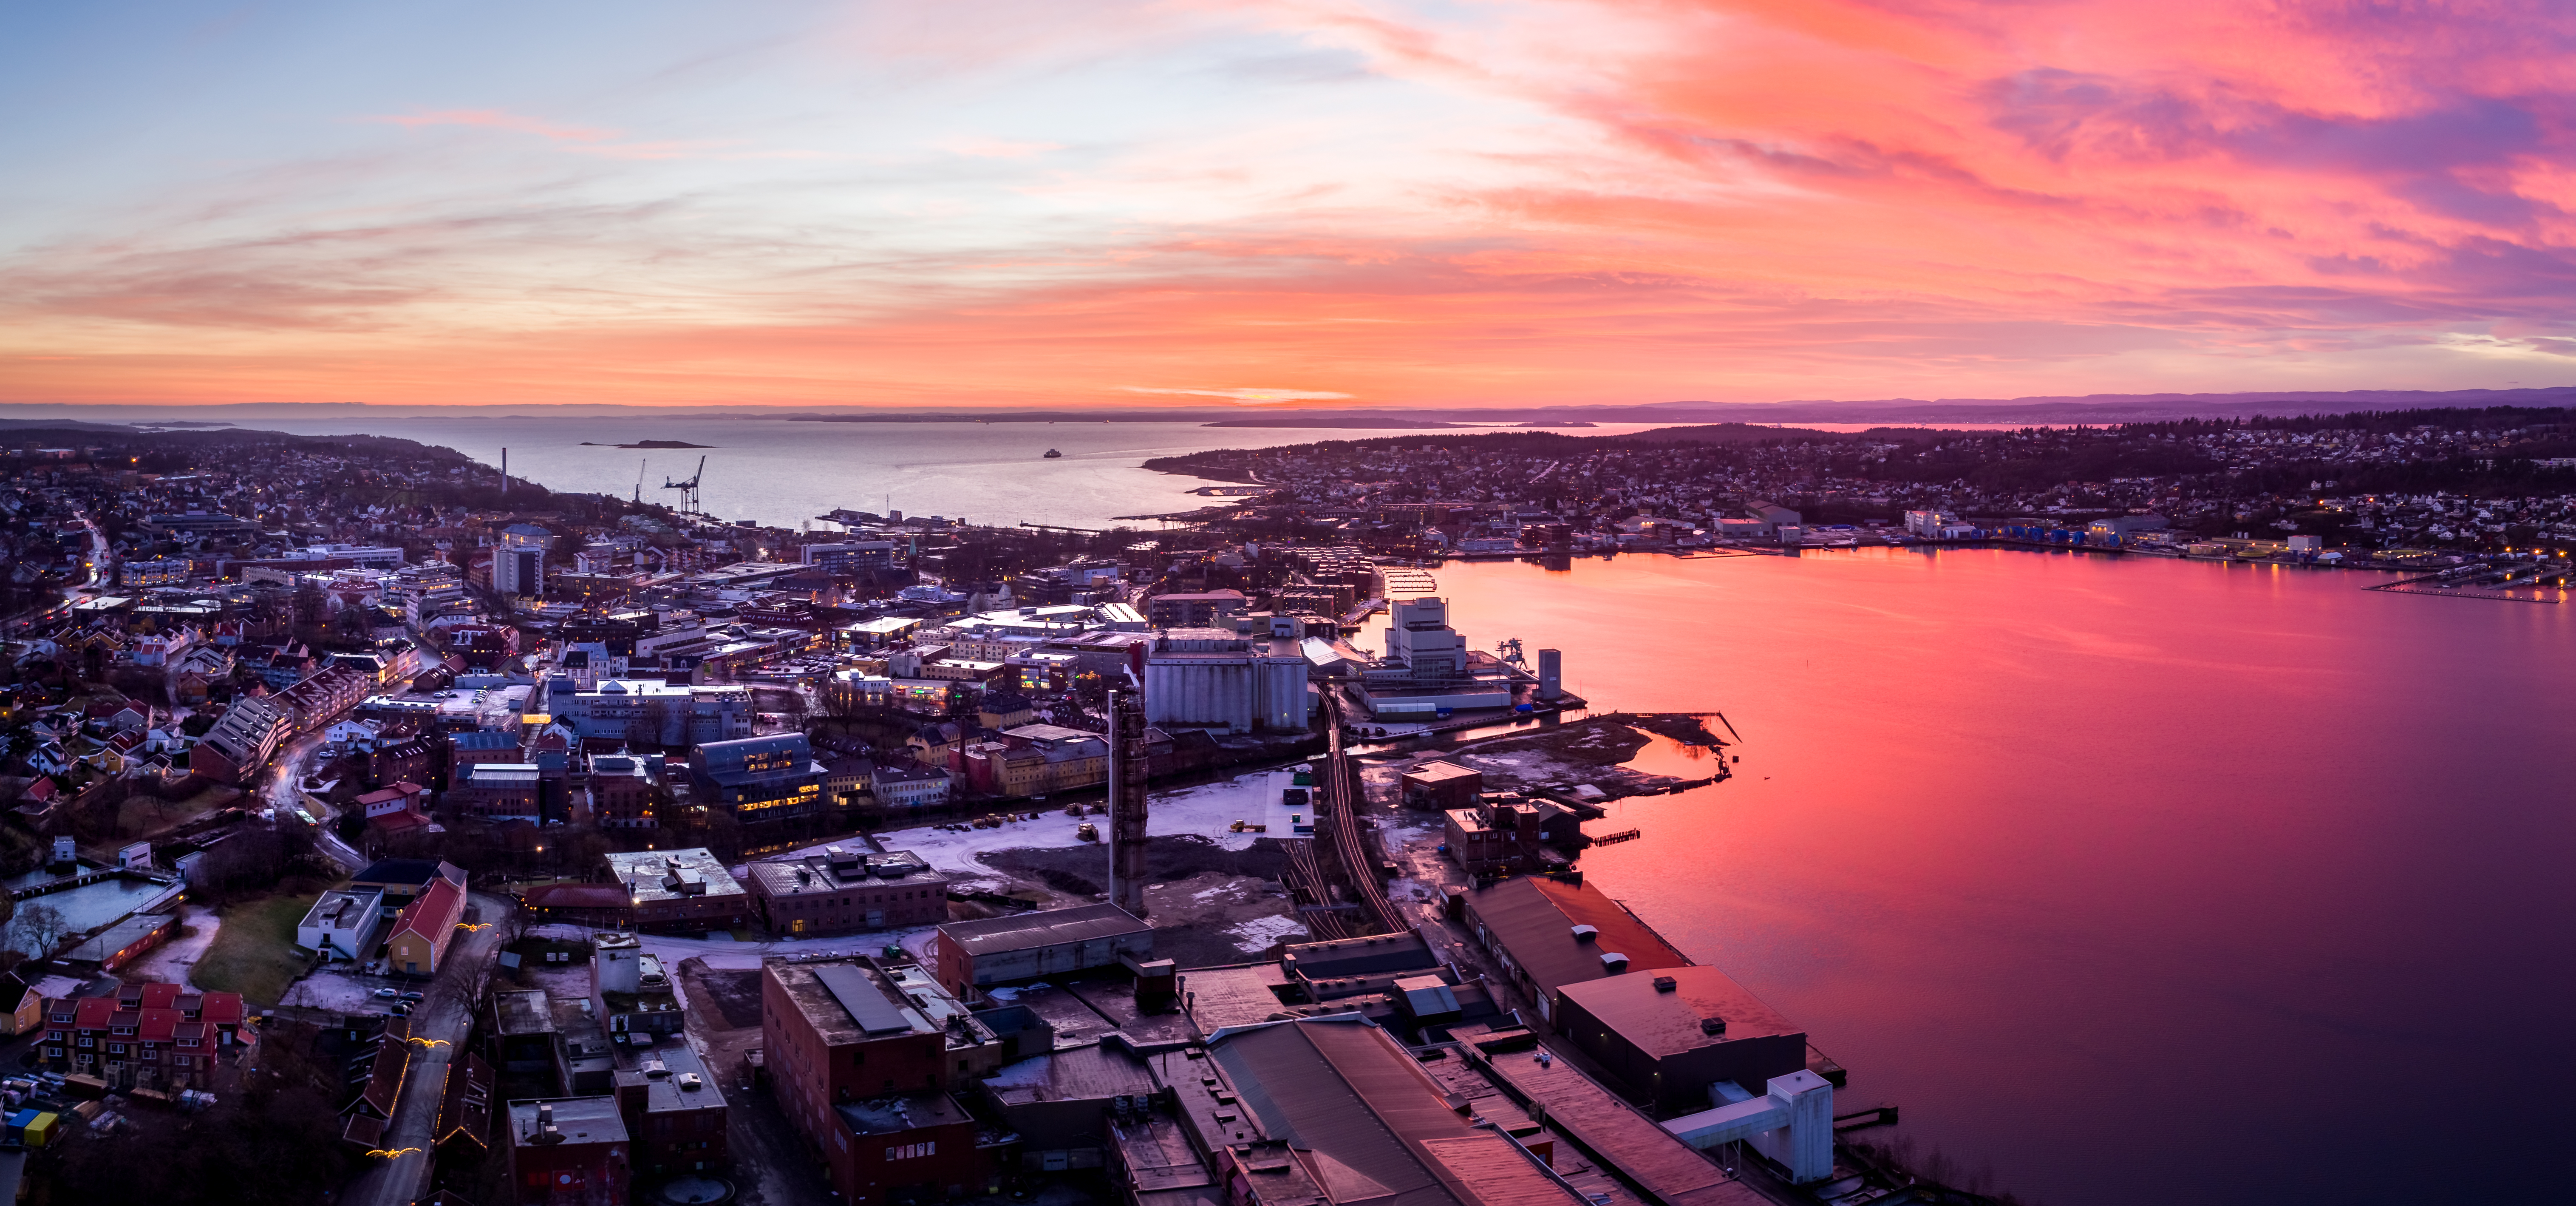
[335,889,513,1206]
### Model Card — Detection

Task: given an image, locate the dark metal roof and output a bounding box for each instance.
[1557,966,1801,1059]
[1478,1045,1766,1206]
[937,902,1151,957]
[1281,930,1439,981]
[814,965,916,1035]
[1465,877,1692,1000]
[1206,1018,1587,1206]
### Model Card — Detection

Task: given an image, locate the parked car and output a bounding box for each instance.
[373,988,400,999]
[400,991,424,1002]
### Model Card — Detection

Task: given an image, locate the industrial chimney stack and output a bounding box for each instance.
[1106,688,1151,916]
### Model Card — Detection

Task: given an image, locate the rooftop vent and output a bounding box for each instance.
[1700,1016,1727,1036]
[1599,952,1629,974]
[1651,976,1678,993]
[1570,925,1599,944]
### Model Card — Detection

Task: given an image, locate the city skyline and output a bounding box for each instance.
[10,1,2576,409]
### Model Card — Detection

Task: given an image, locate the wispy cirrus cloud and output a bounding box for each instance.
[17,0,2576,408]
[364,108,617,142]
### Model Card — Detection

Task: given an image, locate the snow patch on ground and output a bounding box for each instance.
[849,766,1311,877]
[119,905,219,987]
[1225,914,1308,953]
[638,922,945,974]
[284,968,396,1014]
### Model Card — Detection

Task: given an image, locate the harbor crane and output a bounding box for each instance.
[1495,636,1528,669]
[662,454,706,514]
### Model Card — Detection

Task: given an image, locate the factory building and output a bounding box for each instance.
[1557,965,1809,1114]
[933,904,1153,995]
[1459,875,1693,1026]
[1141,629,1308,735]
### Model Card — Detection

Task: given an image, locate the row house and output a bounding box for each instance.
[277,664,372,730]
[41,983,248,1091]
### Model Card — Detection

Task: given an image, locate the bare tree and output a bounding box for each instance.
[11,902,70,958]
[495,897,535,949]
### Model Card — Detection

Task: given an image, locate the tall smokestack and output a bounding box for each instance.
[1107,687,1150,916]
[501,447,508,497]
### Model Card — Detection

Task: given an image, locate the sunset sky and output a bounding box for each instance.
[8,0,2576,409]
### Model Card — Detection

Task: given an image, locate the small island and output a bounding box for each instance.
[580,439,713,449]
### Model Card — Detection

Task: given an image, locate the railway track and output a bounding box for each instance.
[1311,693,1409,936]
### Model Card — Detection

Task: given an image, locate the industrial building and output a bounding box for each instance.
[1355,597,1524,717]
[600,848,753,932]
[1401,760,1484,810]
[743,846,950,936]
[1140,629,1308,735]
[1183,1016,1594,1205]
[1442,792,1548,874]
[761,958,1003,1203]
[1556,965,1809,1114]
[933,903,1154,995]
[1459,875,1693,1026]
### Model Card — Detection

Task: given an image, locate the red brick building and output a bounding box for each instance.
[505,1097,630,1206]
[744,848,949,937]
[761,959,992,1203]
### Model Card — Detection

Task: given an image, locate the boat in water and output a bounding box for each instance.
[1043,448,1063,459]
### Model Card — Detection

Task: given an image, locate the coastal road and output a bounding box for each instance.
[334,890,513,1206]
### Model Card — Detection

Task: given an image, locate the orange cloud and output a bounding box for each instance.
[14,0,2576,408]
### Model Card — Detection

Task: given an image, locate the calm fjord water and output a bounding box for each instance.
[242,416,2572,1201]
[1427,551,2574,1205]
[238,415,1661,531]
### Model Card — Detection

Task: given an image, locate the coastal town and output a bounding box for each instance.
[1143,407,2576,584]
[0,406,2563,1206]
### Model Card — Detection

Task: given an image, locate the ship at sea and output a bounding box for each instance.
[1043,448,1063,458]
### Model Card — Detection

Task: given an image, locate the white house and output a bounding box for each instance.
[295,888,387,961]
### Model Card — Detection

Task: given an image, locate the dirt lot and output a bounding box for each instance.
[678,957,766,1033]
[977,833,1288,897]
[1138,871,1309,967]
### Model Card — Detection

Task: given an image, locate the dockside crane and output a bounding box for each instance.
[662,454,706,514]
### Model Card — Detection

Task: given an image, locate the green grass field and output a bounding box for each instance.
[190,892,317,1005]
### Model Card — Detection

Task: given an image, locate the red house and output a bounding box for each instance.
[41,983,246,1090]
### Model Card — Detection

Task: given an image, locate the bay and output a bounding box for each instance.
[224,415,1664,531]
[1398,551,2575,1205]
